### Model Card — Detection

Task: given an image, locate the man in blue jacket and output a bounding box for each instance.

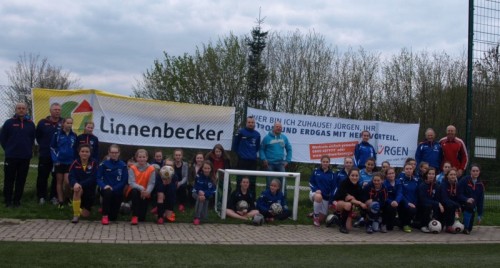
[260,121,292,203]
[232,116,261,197]
[0,103,35,207]
[415,128,442,171]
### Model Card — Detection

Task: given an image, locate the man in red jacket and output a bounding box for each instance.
[439,125,468,177]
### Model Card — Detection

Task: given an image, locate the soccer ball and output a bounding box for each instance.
[252,214,264,226]
[452,220,464,233]
[236,200,249,212]
[159,165,174,183]
[428,220,442,234]
[270,203,283,215]
[119,202,131,215]
[325,214,339,227]
[370,202,380,214]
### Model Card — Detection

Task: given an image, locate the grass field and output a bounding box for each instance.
[0,242,499,267]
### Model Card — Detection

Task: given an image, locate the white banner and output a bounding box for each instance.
[33,89,235,149]
[248,108,419,167]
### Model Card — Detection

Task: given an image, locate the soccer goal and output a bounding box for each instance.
[215,169,301,220]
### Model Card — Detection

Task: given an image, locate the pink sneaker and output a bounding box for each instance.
[157,217,164,225]
[193,218,200,225]
[178,204,185,212]
[101,215,109,225]
[131,216,138,225]
[313,215,320,227]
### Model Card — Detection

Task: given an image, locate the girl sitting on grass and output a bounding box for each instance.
[127,149,156,225]
[256,178,291,222]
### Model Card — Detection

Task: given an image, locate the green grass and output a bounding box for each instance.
[0,242,499,267]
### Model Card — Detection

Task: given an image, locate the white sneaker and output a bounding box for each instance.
[51,197,58,205]
[421,226,431,233]
[39,198,46,205]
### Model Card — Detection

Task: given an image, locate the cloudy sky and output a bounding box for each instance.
[0,0,468,96]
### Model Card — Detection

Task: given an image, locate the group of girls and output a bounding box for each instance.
[51,119,98,210]
[309,155,485,235]
[66,134,235,225]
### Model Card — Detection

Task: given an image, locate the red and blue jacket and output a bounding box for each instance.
[69,158,98,188]
[76,134,99,160]
[458,176,485,217]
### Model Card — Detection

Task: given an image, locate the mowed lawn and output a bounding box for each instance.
[0,242,499,267]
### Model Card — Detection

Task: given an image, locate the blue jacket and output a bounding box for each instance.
[76,134,99,160]
[418,181,440,208]
[50,129,77,165]
[0,115,35,159]
[96,159,128,194]
[458,176,485,217]
[354,141,376,168]
[193,173,216,198]
[415,140,442,170]
[336,169,349,183]
[359,168,374,185]
[231,127,260,160]
[309,168,338,201]
[400,175,419,207]
[35,116,63,158]
[440,179,460,208]
[256,189,287,213]
[69,158,98,188]
[383,179,403,204]
[260,131,292,163]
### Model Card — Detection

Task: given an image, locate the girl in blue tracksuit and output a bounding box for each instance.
[75,121,99,161]
[363,173,388,233]
[383,167,402,231]
[257,178,291,222]
[192,160,216,225]
[309,155,338,227]
[69,144,98,223]
[96,144,128,225]
[440,168,461,233]
[50,117,77,208]
[398,162,420,233]
[458,164,485,234]
[418,167,444,233]
[359,157,376,187]
[353,130,376,169]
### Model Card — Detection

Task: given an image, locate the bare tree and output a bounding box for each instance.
[4,53,80,116]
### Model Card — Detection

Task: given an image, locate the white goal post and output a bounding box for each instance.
[215,169,301,220]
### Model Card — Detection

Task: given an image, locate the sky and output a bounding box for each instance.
[0,0,469,96]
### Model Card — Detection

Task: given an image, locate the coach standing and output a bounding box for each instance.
[440,125,468,177]
[35,102,63,205]
[415,128,442,170]
[260,121,292,198]
[232,116,261,197]
[0,103,36,207]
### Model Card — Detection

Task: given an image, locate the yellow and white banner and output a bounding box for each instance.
[32,88,235,149]
[248,107,420,167]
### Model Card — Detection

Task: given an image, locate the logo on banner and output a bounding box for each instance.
[60,99,93,135]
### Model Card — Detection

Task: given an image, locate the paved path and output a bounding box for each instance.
[1,218,500,245]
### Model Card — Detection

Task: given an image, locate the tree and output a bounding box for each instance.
[4,53,80,116]
[245,14,269,113]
